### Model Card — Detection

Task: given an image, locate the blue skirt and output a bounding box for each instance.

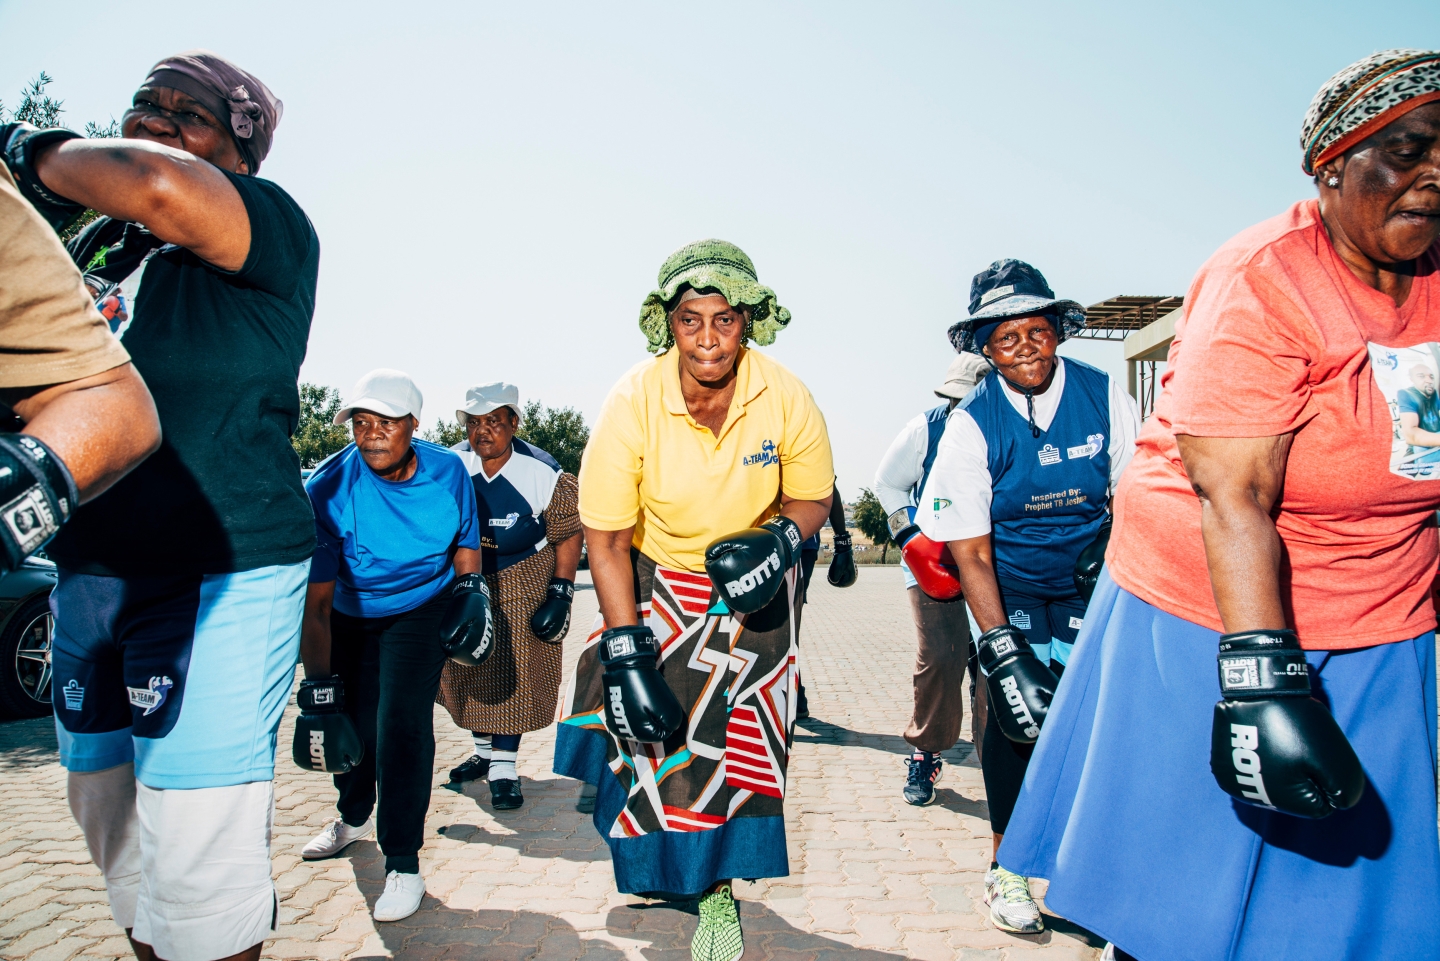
[999,570,1440,961]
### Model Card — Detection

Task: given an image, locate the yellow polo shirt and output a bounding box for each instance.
[579,347,834,573]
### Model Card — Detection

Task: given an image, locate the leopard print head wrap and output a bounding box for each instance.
[1301,49,1440,175]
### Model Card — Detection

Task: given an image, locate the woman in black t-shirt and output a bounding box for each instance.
[33,51,318,961]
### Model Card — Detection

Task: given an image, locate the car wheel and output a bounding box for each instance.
[0,595,55,719]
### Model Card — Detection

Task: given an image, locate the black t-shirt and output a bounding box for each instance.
[49,173,319,576]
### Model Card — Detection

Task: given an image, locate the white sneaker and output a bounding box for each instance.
[302,817,373,860]
[373,870,425,922]
[983,866,1044,934]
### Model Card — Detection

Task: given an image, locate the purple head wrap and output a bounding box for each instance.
[141,50,282,173]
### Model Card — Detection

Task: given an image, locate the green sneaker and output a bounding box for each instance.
[692,883,743,961]
[983,866,1044,934]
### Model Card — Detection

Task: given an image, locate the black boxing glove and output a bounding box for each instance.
[1073,514,1113,603]
[1,123,86,232]
[599,625,685,743]
[704,515,802,614]
[439,572,495,666]
[292,676,364,773]
[1210,630,1364,818]
[977,624,1059,744]
[530,577,574,642]
[826,531,857,588]
[0,434,78,572]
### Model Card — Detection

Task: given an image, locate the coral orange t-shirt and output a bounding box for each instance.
[1109,200,1440,649]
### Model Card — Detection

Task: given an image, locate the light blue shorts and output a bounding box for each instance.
[52,561,309,789]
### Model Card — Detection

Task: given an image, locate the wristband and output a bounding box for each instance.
[886,508,920,545]
[1216,629,1311,698]
[832,531,852,550]
[599,625,660,666]
[976,624,1032,677]
[297,675,346,712]
[760,514,803,563]
[546,577,574,602]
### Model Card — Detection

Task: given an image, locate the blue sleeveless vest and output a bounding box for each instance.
[471,438,560,575]
[958,360,1110,596]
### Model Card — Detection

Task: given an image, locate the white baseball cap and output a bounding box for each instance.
[457,382,522,424]
[935,354,992,400]
[333,368,424,424]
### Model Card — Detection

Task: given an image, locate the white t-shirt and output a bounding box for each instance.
[916,359,1141,543]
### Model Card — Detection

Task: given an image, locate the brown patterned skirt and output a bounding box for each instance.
[437,545,564,734]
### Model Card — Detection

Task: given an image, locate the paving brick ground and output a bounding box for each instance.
[0,568,1110,960]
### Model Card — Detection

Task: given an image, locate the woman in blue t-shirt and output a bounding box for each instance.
[915,259,1140,936]
[298,369,482,924]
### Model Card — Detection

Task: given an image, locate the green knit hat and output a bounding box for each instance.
[638,239,791,354]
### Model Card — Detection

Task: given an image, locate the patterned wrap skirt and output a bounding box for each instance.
[437,473,580,735]
[553,550,799,896]
[999,569,1440,961]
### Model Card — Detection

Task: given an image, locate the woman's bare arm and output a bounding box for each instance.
[947,534,1007,632]
[35,139,250,270]
[1175,433,1292,632]
[779,491,833,540]
[584,525,637,629]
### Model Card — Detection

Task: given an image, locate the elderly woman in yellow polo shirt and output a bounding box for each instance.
[555,239,834,961]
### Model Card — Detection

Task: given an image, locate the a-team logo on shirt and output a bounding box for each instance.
[127,676,174,716]
[742,439,779,467]
[1038,444,1062,466]
[1067,433,1105,460]
[489,512,520,529]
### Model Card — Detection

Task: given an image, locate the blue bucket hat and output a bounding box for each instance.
[947,259,1086,354]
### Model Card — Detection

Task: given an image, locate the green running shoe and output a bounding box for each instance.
[983,866,1044,934]
[692,883,743,961]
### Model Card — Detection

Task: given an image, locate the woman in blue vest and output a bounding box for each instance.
[437,382,582,811]
[915,259,1139,935]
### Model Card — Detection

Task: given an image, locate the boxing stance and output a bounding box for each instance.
[873,353,990,805]
[438,382,582,812]
[299,369,486,924]
[999,51,1440,961]
[555,239,834,961]
[33,51,313,961]
[916,259,1138,935]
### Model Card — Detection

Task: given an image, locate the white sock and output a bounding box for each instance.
[472,734,492,759]
[489,749,518,782]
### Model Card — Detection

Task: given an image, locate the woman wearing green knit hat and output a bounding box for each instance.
[555,239,834,961]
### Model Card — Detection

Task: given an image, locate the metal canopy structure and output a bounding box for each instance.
[1071,295,1185,342]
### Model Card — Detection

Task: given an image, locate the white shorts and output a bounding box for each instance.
[69,764,277,961]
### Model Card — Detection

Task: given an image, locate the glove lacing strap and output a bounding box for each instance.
[598,625,661,667]
[1216,629,1312,699]
[975,624,1033,677]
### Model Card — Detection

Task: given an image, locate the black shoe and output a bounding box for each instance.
[576,783,597,814]
[796,683,810,719]
[449,754,489,783]
[902,751,944,806]
[490,778,524,810]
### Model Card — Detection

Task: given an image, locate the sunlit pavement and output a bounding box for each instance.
[1,568,1109,960]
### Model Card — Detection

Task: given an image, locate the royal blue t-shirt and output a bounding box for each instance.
[1397,386,1440,435]
[306,439,481,618]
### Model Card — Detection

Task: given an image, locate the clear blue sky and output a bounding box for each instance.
[3,1,1436,497]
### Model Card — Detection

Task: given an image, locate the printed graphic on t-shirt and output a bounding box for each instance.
[1368,342,1440,479]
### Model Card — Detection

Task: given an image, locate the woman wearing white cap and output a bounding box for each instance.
[296,369,485,923]
[437,382,582,811]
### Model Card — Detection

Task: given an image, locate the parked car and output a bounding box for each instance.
[0,555,59,719]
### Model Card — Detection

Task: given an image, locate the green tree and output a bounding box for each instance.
[292,383,351,468]
[851,487,892,562]
[422,417,466,448]
[423,401,589,475]
[518,400,589,475]
[1,73,121,240]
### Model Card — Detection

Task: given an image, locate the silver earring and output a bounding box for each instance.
[1326,176,1340,188]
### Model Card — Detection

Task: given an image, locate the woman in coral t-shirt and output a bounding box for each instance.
[998,50,1440,961]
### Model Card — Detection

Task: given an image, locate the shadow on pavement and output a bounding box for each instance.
[0,715,58,771]
[344,868,628,960]
[932,785,989,822]
[608,898,907,961]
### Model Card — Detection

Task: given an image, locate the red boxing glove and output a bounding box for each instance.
[888,508,962,601]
